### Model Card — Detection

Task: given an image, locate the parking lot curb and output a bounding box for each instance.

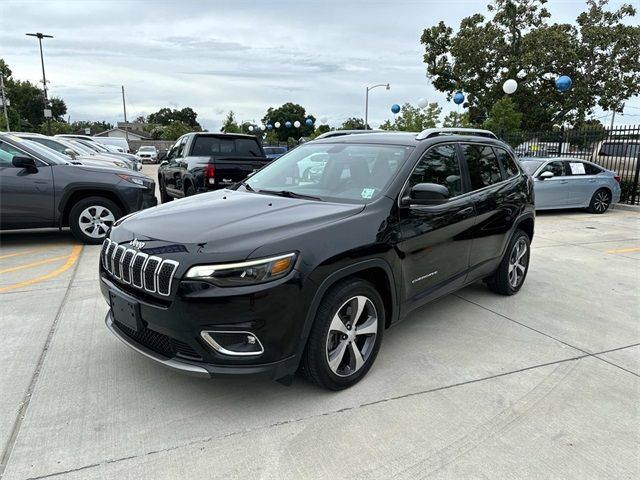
[613,203,640,212]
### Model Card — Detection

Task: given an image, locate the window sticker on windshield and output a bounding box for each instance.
[569,162,585,174]
[361,188,375,199]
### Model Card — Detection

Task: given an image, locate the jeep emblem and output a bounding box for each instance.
[129,238,145,249]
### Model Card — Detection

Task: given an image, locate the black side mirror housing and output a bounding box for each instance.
[12,156,38,171]
[403,183,450,206]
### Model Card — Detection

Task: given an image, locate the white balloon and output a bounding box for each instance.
[417,98,428,109]
[260,124,266,131]
[248,125,254,131]
[503,79,518,94]
[294,120,301,128]
[274,121,281,128]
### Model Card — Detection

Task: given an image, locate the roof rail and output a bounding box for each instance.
[315,129,384,139]
[416,128,497,140]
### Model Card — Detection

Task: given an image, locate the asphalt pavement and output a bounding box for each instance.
[0,174,638,479]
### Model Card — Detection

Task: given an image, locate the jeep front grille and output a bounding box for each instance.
[101,239,179,296]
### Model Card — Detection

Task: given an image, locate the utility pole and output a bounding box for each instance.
[121,85,129,142]
[0,74,9,132]
[610,102,625,130]
[26,32,53,135]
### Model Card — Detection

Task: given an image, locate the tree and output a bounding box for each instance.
[70,120,113,135]
[442,111,471,127]
[40,120,72,135]
[147,107,202,129]
[160,121,193,141]
[379,103,442,131]
[482,97,522,133]
[221,111,240,133]
[420,0,640,130]
[310,124,331,139]
[262,103,316,142]
[340,117,368,130]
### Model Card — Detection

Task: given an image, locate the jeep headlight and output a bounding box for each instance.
[185,253,297,286]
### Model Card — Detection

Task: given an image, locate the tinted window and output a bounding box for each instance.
[176,137,188,157]
[599,142,626,156]
[495,148,519,178]
[539,161,566,177]
[584,163,602,175]
[408,144,462,197]
[191,136,262,157]
[463,144,502,190]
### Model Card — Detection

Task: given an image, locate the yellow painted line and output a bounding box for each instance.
[0,248,49,260]
[0,245,83,293]
[0,255,70,274]
[606,247,640,254]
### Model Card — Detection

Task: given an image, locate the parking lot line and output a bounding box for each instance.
[0,248,48,260]
[0,245,83,293]
[605,247,640,254]
[0,254,71,275]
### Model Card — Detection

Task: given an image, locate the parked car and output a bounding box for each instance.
[59,137,142,171]
[591,139,640,180]
[264,146,287,160]
[519,157,621,213]
[94,136,131,153]
[0,133,156,244]
[100,128,534,390]
[137,145,159,164]
[12,133,132,170]
[157,132,269,202]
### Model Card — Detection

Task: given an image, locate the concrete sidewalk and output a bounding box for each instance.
[0,209,638,480]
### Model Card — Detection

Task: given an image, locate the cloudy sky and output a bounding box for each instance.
[1,0,638,131]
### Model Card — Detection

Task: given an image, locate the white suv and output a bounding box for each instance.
[137,145,159,164]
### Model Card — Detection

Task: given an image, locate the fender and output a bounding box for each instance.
[57,184,129,225]
[293,258,399,362]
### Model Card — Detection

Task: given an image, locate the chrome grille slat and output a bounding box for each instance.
[102,240,178,297]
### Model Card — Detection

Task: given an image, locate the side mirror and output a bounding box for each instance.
[12,156,37,171]
[63,148,77,160]
[539,171,554,180]
[403,183,450,206]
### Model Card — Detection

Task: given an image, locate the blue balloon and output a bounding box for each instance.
[453,92,465,105]
[305,118,313,127]
[285,121,292,128]
[391,104,400,114]
[267,124,273,131]
[556,75,572,92]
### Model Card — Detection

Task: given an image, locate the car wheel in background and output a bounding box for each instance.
[302,278,384,390]
[588,188,611,214]
[486,229,530,296]
[159,179,173,203]
[69,196,122,245]
[185,185,195,197]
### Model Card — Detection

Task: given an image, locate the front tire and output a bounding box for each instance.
[302,278,384,390]
[588,188,611,214]
[159,179,173,203]
[185,184,195,197]
[68,197,122,245]
[486,229,530,296]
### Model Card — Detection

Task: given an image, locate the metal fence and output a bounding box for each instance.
[498,125,640,205]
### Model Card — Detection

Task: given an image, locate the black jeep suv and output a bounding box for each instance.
[0,133,157,244]
[100,128,534,390]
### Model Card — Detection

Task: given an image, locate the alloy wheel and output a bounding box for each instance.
[508,237,528,288]
[593,191,610,213]
[325,295,378,377]
[78,205,115,239]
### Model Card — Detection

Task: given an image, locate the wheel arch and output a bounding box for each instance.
[59,188,128,227]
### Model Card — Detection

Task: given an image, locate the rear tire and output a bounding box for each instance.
[185,184,195,197]
[68,196,122,245]
[486,230,530,296]
[588,188,611,214]
[302,278,384,390]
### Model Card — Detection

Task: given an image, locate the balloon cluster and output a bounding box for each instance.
[266,118,315,129]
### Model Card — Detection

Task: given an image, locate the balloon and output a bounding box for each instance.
[503,79,518,94]
[267,124,273,131]
[248,125,254,132]
[417,98,428,109]
[260,124,266,131]
[294,120,301,128]
[555,75,572,92]
[285,121,292,128]
[453,92,465,105]
[391,104,400,114]
[305,118,313,127]
[274,121,281,128]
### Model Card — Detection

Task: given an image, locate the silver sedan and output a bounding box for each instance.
[519,157,621,213]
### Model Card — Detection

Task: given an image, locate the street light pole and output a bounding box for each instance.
[26,32,53,135]
[364,83,390,130]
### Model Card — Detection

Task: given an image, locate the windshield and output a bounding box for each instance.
[244,143,414,204]
[14,138,69,165]
[520,160,544,175]
[139,146,155,151]
[77,139,108,153]
[64,139,96,155]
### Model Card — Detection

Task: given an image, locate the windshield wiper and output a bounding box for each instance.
[258,189,323,201]
[237,181,255,192]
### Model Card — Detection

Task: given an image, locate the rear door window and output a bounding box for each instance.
[583,163,602,175]
[462,144,503,190]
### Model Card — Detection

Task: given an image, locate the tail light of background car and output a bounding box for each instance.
[614,175,621,183]
[204,164,216,185]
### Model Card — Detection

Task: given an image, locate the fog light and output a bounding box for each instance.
[200,331,264,356]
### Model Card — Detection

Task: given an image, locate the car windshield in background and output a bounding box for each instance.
[520,160,544,175]
[65,139,97,155]
[192,136,262,157]
[244,143,414,204]
[139,146,155,151]
[265,147,286,155]
[21,139,72,164]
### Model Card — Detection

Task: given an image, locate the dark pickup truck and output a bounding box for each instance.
[158,132,269,202]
